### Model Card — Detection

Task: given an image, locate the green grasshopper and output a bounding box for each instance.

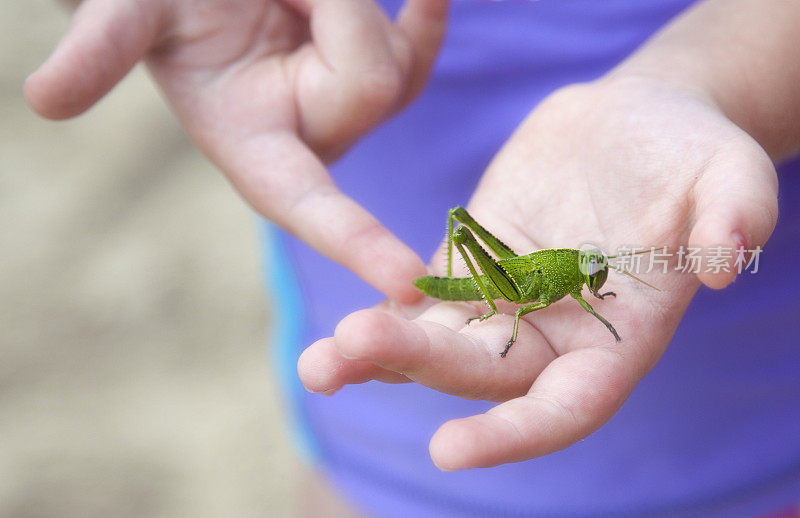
[413,206,659,357]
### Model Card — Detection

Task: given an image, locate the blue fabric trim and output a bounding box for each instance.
[259,222,321,463]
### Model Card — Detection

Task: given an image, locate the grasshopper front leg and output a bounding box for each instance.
[593,291,616,301]
[451,225,521,324]
[571,292,621,342]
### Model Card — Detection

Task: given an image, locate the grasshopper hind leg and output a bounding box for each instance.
[450,225,520,326]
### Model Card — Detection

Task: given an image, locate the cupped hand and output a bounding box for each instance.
[298,76,779,470]
[25,0,449,302]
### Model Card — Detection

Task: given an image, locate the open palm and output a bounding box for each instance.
[298,76,779,470]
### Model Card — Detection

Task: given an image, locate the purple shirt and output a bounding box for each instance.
[263,1,800,516]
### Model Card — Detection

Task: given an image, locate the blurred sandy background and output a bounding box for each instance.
[1,2,299,516]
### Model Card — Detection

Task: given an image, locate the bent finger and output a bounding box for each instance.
[334,305,557,401]
[395,0,450,102]
[25,0,165,119]
[429,346,643,470]
[298,337,409,394]
[688,141,778,289]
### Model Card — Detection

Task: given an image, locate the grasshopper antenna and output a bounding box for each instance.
[608,265,661,291]
[607,247,658,259]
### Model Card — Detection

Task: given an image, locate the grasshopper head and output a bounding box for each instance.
[578,246,609,296]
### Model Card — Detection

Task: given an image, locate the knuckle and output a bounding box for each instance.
[356,67,403,109]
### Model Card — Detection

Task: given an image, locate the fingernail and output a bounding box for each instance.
[303,384,337,395]
[731,231,746,252]
[731,231,746,278]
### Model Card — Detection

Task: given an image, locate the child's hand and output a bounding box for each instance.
[25,0,448,302]
[297,75,778,469]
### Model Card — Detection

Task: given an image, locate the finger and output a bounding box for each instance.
[308,0,397,77]
[395,0,450,102]
[334,305,557,401]
[24,0,164,119]
[294,0,406,155]
[429,345,645,471]
[298,337,409,394]
[688,140,778,289]
[218,131,426,303]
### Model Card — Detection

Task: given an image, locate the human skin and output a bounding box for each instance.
[25,0,800,476]
[298,0,800,470]
[24,0,449,303]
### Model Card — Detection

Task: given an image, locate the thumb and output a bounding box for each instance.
[24,0,164,119]
[687,142,778,289]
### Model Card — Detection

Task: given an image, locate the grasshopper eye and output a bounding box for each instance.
[578,245,609,294]
[588,267,609,293]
